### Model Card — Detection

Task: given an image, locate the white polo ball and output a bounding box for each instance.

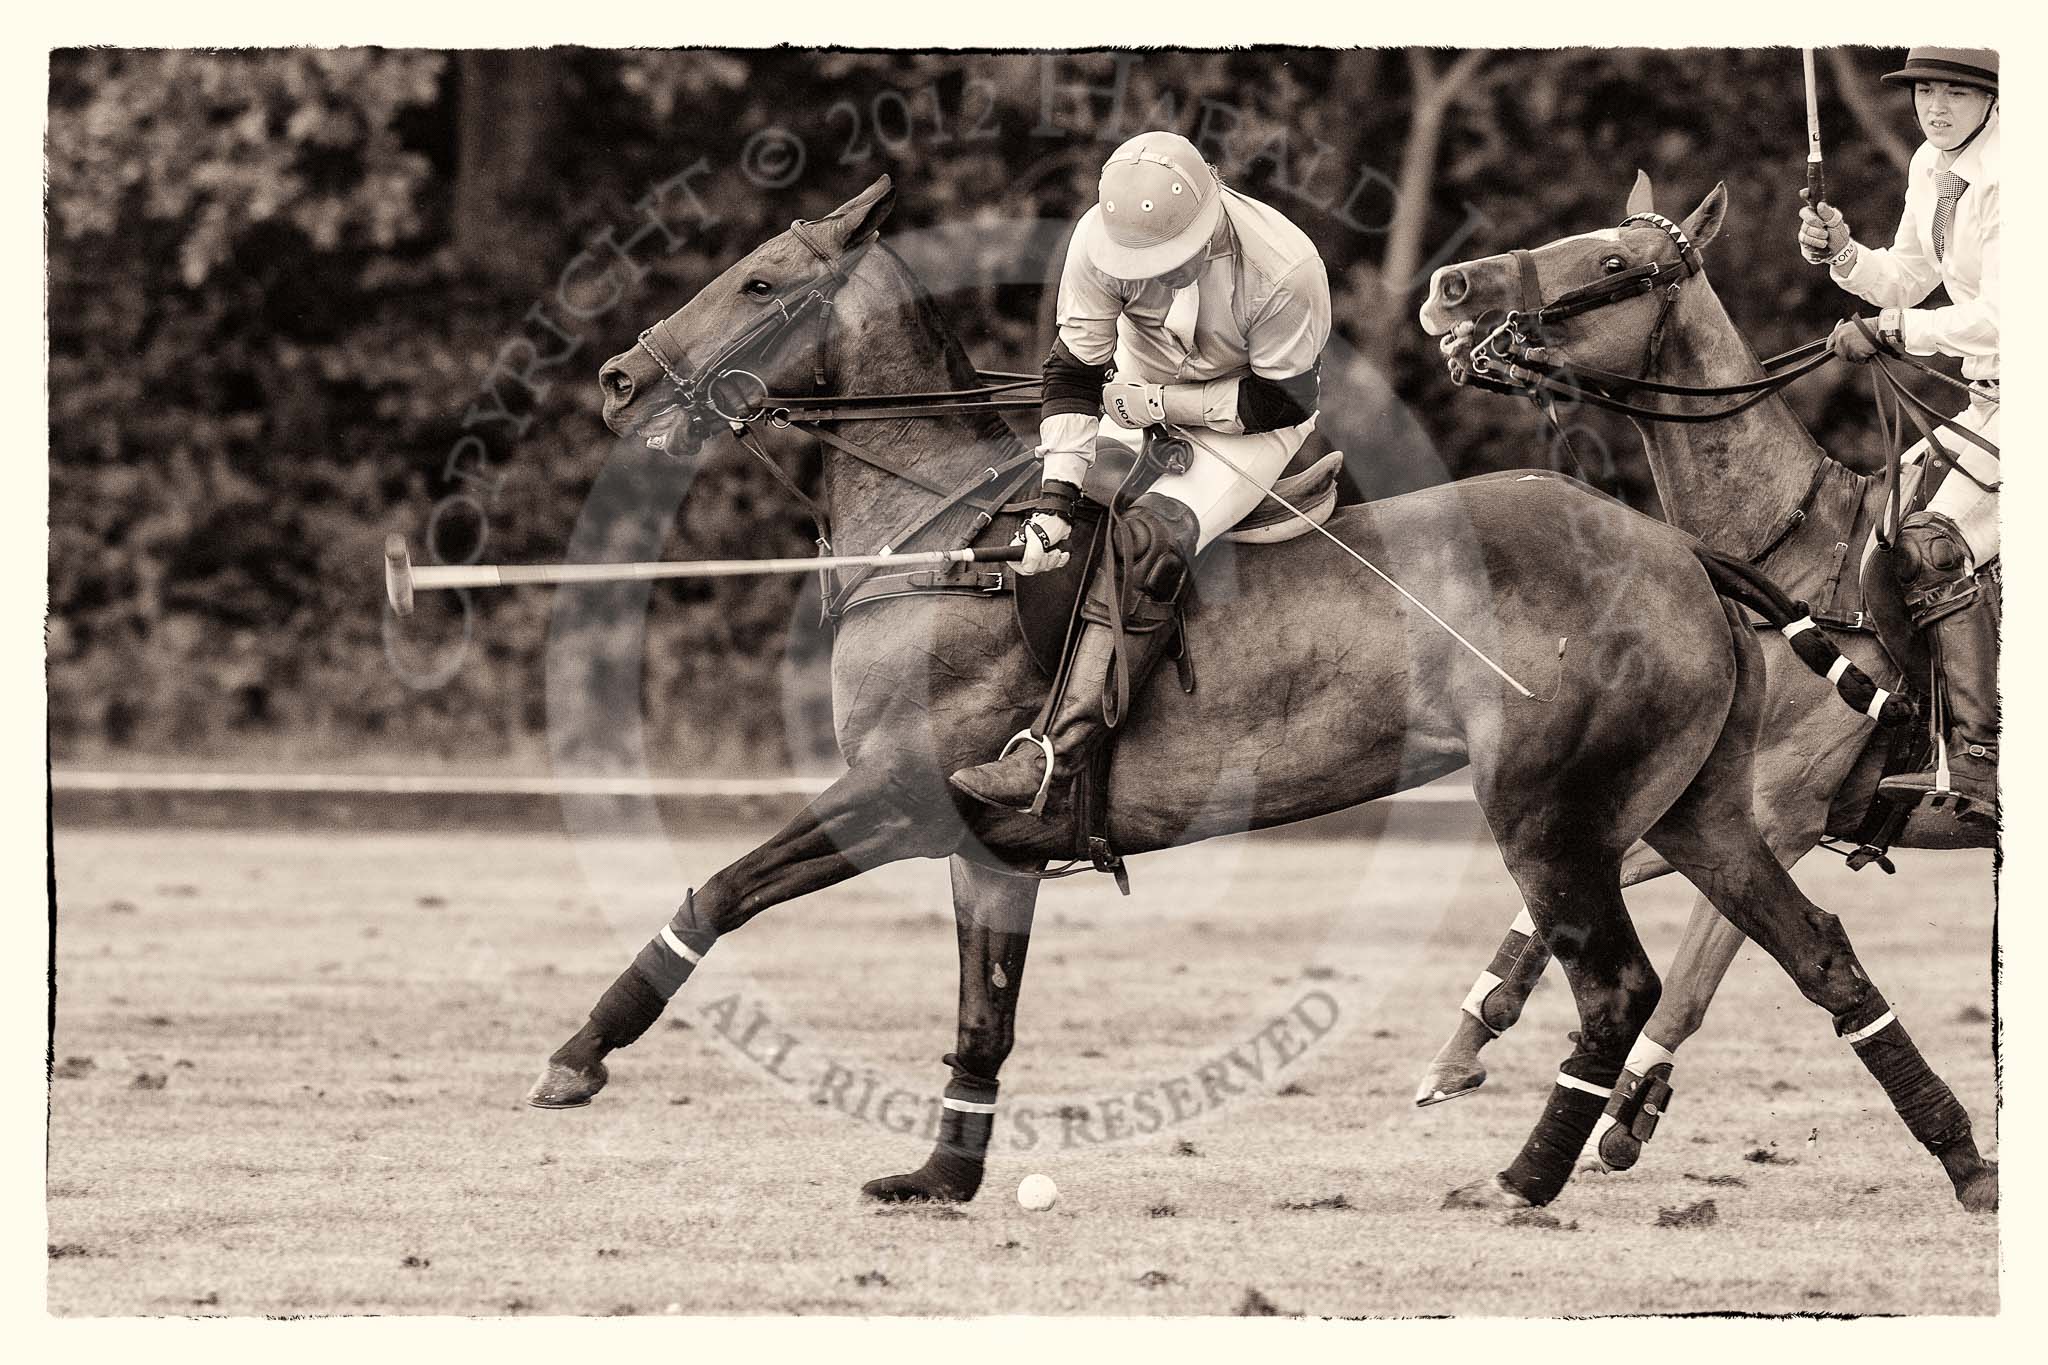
[1017,1173,1058,1211]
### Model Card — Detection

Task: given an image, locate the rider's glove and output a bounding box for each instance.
[1798,191,1853,266]
[1102,378,1168,430]
[1827,315,1884,365]
[1014,512,1072,575]
[1012,479,1079,576]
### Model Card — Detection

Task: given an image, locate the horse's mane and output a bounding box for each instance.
[875,240,1027,460]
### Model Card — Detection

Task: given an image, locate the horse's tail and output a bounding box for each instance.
[1692,545,1916,728]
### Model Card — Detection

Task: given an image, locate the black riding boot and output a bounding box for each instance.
[950,495,1199,814]
[1878,570,2000,822]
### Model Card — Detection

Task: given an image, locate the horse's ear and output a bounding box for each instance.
[1626,170,1655,216]
[1681,182,1729,251]
[819,175,897,249]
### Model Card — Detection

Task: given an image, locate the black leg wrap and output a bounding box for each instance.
[862,1055,999,1203]
[1502,1082,1610,1206]
[587,890,715,1050]
[1839,996,1974,1157]
[586,963,670,1050]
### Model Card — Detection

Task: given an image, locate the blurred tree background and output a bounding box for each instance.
[46,47,1936,773]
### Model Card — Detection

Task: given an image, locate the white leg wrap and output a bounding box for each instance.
[1780,615,1817,641]
[1555,1072,1610,1098]
[1866,688,1893,723]
[941,1096,998,1115]
[1826,656,1851,685]
[1843,1009,1898,1046]
[659,925,703,965]
[1623,1034,1677,1076]
[1510,905,1537,935]
[1458,972,1506,1033]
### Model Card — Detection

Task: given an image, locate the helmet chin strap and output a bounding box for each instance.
[1949,98,1996,155]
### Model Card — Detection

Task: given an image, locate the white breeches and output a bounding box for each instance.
[1095,415,1317,550]
[1906,396,2000,569]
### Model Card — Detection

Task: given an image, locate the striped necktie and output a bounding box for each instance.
[1933,170,1969,262]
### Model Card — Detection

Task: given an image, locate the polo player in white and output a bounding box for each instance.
[1799,46,2000,826]
[950,129,1332,812]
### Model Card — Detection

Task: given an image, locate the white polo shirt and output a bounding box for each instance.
[1055,187,1331,397]
[1833,115,1999,383]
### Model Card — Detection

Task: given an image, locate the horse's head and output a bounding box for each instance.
[598,175,898,458]
[1419,173,1727,378]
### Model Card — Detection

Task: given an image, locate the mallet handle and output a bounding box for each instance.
[1803,48,1827,207]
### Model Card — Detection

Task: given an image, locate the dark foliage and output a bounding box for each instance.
[47,48,1931,767]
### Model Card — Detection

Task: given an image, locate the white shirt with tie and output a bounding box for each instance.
[1833,114,1999,383]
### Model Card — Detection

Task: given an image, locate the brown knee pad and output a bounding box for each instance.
[1116,493,1202,607]
[1892,511,1976,623]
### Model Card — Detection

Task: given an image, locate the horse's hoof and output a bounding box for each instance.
[861,1169,980,1204]
[1414,1056,1487,1107]
[526,1058,607,1109]
[1441,1174,1530,1211]
[1955,1161,1998,1213]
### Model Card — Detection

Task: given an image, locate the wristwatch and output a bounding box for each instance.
[1878,308,1904,348]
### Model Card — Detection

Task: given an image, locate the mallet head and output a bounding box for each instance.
[384,534,415,617]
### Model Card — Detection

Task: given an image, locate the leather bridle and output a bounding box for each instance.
[1463,211,1838,426]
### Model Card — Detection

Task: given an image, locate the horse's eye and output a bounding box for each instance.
[1601,256,1626,274]
[744,279,774,296]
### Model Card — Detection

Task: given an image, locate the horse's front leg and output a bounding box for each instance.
[527,771,950,1108]
[1413,843,1666,1106]
[862,853,1040,1203]
[1587,801,1830,1172]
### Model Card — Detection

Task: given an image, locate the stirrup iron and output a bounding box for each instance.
[997,728,1057,817]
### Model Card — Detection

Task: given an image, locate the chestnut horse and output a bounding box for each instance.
[1416,174,1995,1174]
[523,175,1993,1212]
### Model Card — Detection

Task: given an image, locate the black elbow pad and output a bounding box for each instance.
[1238,365,1320,433]
[1042,339,1110,420]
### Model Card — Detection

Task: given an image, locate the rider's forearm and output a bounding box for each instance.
[1158,368,1319,436]
[1038,412,1099,488]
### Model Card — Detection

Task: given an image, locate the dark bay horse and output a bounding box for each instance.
[525,175,1994,1212]
[1416,174,1996,1171]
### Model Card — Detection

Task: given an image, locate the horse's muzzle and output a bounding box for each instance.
[598,345,672,437]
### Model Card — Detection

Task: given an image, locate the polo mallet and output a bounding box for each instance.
[383,533,1024,617]
[1802,48,1828,209]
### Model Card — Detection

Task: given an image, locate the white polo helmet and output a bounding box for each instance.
[1087,131,1225,281]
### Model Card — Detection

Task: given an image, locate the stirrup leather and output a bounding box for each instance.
[996,728,1057,817]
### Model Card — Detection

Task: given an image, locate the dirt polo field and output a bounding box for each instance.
[47,807,1997,1317]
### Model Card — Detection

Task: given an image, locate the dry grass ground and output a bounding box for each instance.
[47,810,1997,1317]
